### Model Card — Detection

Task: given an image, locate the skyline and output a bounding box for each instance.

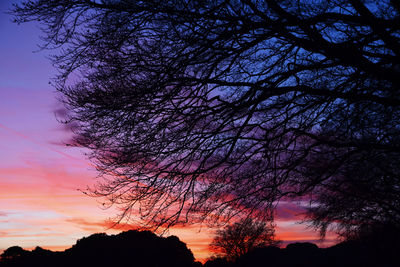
[0,0,336,261]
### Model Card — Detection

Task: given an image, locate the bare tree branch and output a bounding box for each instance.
[11,0,400,235]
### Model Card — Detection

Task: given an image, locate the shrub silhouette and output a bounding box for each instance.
[234,246,281,267]
[204,257,231,267]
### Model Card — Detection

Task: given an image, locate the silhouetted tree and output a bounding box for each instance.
[306,151,400,237]
[12,1,400,233]
[0,246,28,261]
[2,233,399,267]
[65,230,197,267]
[322,224,400,267]
[210,218,278,261]
[0,230,198,267]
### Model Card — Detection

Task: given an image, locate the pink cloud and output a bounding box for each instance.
[65,217,138,233]
[275,202,306,222]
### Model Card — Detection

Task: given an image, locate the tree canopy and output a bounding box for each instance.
[12,0,400,234]
[0,230,199,267]
[210,218,278,261]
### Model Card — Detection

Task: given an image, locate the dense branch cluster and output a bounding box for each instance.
[13,0,400,234]
[210,218,278,261]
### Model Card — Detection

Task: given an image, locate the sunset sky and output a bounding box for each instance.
[0,0,336,261]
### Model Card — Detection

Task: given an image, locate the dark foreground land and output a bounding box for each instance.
[1,229,399,267]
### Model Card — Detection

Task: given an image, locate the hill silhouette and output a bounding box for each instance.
[0,230,199,267]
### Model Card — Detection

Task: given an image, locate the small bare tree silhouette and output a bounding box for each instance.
[210,218,278,261]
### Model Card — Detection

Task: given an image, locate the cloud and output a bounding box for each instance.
[65,217,137,233]
[275,201,306,222]
[0,232,65,238]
